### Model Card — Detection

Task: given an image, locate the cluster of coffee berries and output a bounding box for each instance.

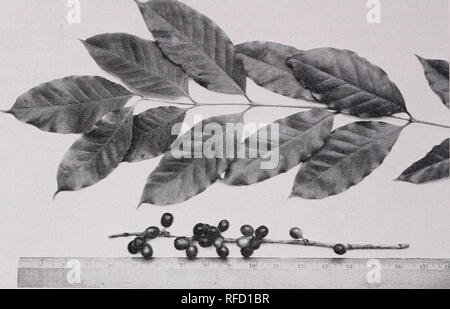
[236,225,269,258]
[174,220,231,260]
[112,213,407,260]
[127,213,174,260]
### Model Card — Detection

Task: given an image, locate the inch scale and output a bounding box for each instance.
[18,257,450,289]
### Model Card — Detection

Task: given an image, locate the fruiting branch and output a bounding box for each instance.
[109,232,409,252]
[109,213,410,260]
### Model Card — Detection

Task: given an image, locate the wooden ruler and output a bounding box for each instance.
[18,257,450,289]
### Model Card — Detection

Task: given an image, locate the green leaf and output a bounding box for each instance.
[140,113,243,206]
[55,107,134,195]
[135,0,246,95]
[124,106,188,163]
[416,55,449,108]
[287,48,408,117]
[82,33,190,98]
[224,109,334,186]
[397,138,449,184]
[291,121,402,199]
[235,41,313,101]
[7,76,134,134]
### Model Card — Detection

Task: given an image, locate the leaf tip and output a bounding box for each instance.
[0,109,12,115]
[137,197,146,208]
[52,189,62,201]
[288,193,297,199]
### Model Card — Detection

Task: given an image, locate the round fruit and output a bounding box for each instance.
[161,213,174,228]
[193,223,206,236]
[141,244,153,260]
[240,225,254,237]
[255,226,269,239]
[144,226,160,240]
[174,237,190,250]
[240,247,254,258]
[236,236,251,249]
[213,237,224,248]
[289,227,303,240]
[186,245,198,260]
[207,227,221,238]
[133,237,145,250]
[216,246,229,259]
[127,240,139,255]
[198,237,213,248]
[250,237,261,250]
[218,220,230,232]
[333,244,347,255]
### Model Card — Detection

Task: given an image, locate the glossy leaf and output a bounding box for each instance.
[124,106,188,162]
[56,107,134,195]
[236,41,313,100]
[224,109,334,186]
[135,0,246,95]
[82,33,190,98]
[287,48,408,117]
[416,55,449,108]
[7,76,134,134]
[140,113,243,206]
[397,138,449,184]
[291,122,402,199]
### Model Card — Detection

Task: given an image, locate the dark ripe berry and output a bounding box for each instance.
[255,226,269,239]
[250,237,261,250]
[174,237,190,251]
[141,244,153,260]
[208,226,221,238]
[216,246,229,259]
[213,237,224,248]
[237,236,251,249]
[199,237,213,248]
[240,247,254,258]
[289,227,303,240]
[133,237,145,250]
[333,244,347,255]
[186,245,198,260]
[218,220,230,232]
[193,223,206,237]
[161,213,174,228]
[144,226,160,240]
[127,240,140,255]
[240,225,254,237]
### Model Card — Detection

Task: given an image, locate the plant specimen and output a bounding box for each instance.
[2,0,449,206]
[109,213,409,259]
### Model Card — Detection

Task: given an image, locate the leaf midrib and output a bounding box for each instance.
[230,115,332,170]
[82,108,133,163]
[13,94,134,112]
[291,59,404,110]
[299,126,400,185]
[85,41,190,97]
[149,6,244,93]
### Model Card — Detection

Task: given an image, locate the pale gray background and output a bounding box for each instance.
[0,0,449,288]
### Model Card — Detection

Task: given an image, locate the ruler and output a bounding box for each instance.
[18,257,450,289]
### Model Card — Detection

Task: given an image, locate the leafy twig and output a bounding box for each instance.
[136,98,450,129]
